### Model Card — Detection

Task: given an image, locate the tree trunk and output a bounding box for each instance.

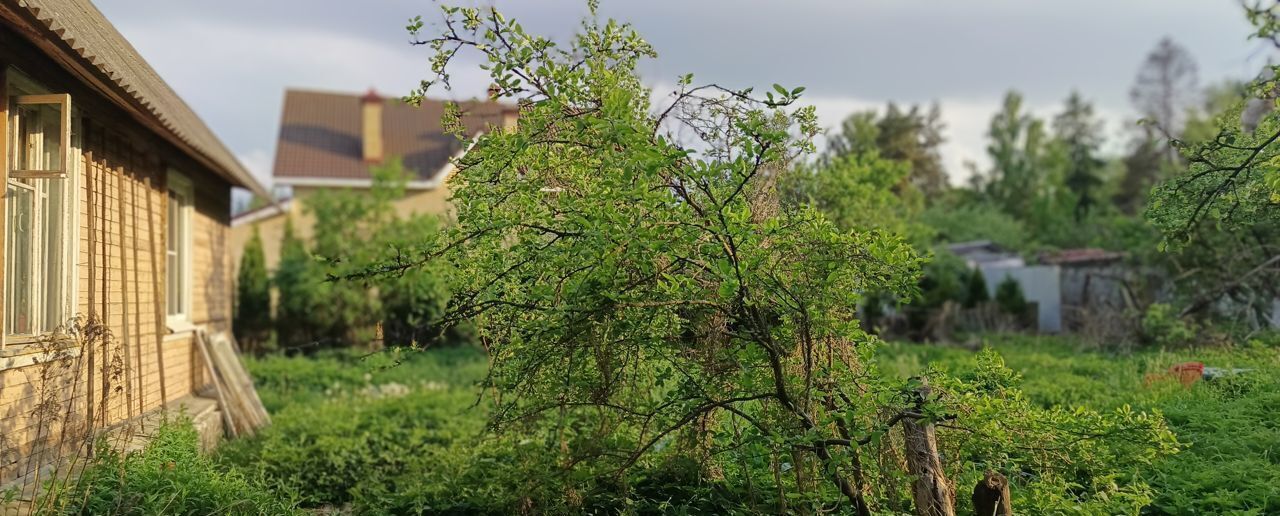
[902,381,955,516]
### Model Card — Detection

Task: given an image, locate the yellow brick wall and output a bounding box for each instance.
[0,118,230,486]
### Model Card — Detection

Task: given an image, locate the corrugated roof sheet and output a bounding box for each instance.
[273,89,511,183]
[13,0,266,195]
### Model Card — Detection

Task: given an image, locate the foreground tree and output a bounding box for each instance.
[353,4,1177,513]
[1146,3,1280,324]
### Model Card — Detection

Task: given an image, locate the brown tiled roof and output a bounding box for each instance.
[10,0,267,196]
[1039,248,1126,266]
[273,89,512,184]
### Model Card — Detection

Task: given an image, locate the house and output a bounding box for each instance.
[946,241,1135,334]
[229,88,518,271]
[945,240,1060,332]
[0,0,267,491]
[945,240,1025,269]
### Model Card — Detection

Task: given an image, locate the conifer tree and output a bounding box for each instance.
[234,226,272,352]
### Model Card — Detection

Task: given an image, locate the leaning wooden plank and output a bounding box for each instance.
[194,330,238,438]
[202,334,250,434]
[205,332,265,434]
[227,335,272,425]
[214,333,270,428]
[204,334,251,432]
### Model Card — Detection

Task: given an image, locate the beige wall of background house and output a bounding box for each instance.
[228,184,452,275]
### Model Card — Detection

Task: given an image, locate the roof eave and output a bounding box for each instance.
[1,0,269,198]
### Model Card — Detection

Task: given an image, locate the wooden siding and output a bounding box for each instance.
[0,24,233,487]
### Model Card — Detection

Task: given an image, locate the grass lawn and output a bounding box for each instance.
[210,336,1278,514]
[880,334,1280,515]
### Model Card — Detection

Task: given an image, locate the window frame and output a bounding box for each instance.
[165,170,193,327]
[0,67,79,349]
[9,93,70,178]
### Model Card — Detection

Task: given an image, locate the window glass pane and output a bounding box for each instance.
[10,101,64,172]
[167,191,178,253]
[40,178,65,332]
[167,253,179,315]
[166,187,187,318]
[6,182,35,335]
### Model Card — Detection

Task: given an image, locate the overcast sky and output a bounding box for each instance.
[95,0,1267,188]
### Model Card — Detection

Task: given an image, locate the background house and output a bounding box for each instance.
[0,0,266,490]
[946,241,1133,334]
[229,89,517,272]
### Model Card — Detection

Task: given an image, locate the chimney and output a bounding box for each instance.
[361,88,384,163]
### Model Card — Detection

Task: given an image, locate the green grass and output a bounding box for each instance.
[205,337,1280,514]
[243,346,489,412]
[877,334,1280,515]
[41,421,299,515]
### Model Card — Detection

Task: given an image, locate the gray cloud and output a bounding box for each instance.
[95,0,1264,186]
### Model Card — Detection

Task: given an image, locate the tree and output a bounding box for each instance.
[233,227,271,353]
[1144,7,1280,324]
[826,103,949,198]
[994,277,1028,317]
[364,4,1177,512]
[1051,92,1105,221]
[273,218,318,350]
[375,214,467,347]
[1130,37,1198,157]
[1119,82,1246,214]
[783,150,928,243]
[983,91,1049,219]
[1114,136,1164,214]
[964,268,989,308]
[283,159,451,350]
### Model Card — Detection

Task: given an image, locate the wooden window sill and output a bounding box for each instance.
[164,320,197,342]
[0,337,82,371]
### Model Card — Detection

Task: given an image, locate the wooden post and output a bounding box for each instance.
[115,160,135,420]
[144,172,168,406]
[971,470,1012,516]
[902,380,955,516]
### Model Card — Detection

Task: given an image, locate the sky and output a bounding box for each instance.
[94,0,1267,190]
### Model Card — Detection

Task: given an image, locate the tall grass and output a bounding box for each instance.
[878,334,1280,514]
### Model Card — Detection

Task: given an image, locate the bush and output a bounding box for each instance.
[964,267,990,308]
[225,348,776,514]
[374,215,472,348]
[994,276,1028,316]
[44,421,296,515]
[221,347,594,513]
[1141,303,1198,347]
[241,347,488,412]
[877,334,1280,514]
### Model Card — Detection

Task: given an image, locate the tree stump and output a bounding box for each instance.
[971,470,1012,516]
[902,381,956,516]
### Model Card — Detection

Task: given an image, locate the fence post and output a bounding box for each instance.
[971,470,1013,515]
[902,379,956,516]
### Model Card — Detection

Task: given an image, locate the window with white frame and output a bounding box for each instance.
[166,171,192,324]
[3,69,76,345]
